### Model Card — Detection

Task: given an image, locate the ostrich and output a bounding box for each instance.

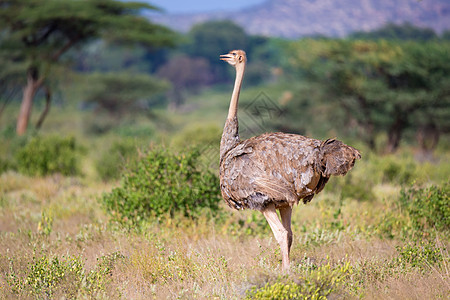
[219,50,361,271]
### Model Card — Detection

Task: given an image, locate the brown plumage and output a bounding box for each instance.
[219,50,360,271]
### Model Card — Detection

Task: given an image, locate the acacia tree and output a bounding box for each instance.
[157,55,212,109]
[288,39,450,152]
[185,20,248,83]
[0,59,26,119]
[0,0,174,135]
[82,72,170,116]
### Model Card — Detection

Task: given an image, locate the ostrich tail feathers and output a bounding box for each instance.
[317,138,361,177]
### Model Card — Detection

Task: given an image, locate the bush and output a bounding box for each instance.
[96,139,139,181]
[339,174,375,201]
[394,241,444,271]
[381,157,416,185]
[171,123,221,150]
[6,252,123,298]
[0,129,28,174]
[0,156,15,174]
[101,148,222,228]
[246,262,353,299]
[7,254,84,298]
[15,135,83,176]
[398,183,449,233]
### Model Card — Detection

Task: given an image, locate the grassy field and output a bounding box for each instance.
[0,85,449,299]
[0,150,448,299]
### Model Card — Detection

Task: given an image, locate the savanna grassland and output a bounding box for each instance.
[1,5,450,298]
[0,89,449,299]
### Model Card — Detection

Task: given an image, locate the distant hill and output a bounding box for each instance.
[149,0,450,38]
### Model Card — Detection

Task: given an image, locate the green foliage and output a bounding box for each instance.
[442,30,450,40]
[286,39,450,152]
[157,55,213,107]
[375,182,449,240]
[394,241,444,271]
[188,20,248,60]
[350,22,438,41]
[378,155,417,184]
[355,240,447,293]
[74,41,153,73]
[85,251,125,295]
[171,123,221,150]
[186,20,248,82]
[0,156,14,174]
[246,262,353,299]
[7,254,84,298]
[0,0,175,135]
[37,210,53,236]
[101,148,222,228]
[114,122,156,138]
[0,0,174,60]
[398,183,449,233]
[15,135,83,176]
[0,56,26,101]
[96,139,139,181]
[82,72,170,115]
[381,159,415,184]
[6,251,124,298]
[339,174,375,201]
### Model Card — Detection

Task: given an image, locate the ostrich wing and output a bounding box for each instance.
[220,132,323,210]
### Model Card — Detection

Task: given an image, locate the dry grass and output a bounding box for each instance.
[0,171,448,299]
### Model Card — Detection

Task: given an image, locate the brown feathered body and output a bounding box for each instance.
[219,117,361,211]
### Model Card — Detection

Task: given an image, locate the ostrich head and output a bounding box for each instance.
[220,50,247,67]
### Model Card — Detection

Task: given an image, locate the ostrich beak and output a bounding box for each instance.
[220,53,232,61]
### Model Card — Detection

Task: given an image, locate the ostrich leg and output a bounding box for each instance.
[279,206,293,256]
[262,204,290,271]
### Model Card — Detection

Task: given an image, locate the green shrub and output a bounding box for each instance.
[114,122,156,138]
[0,129,28,174]
[7,254,84,298]
[85,251,125,295]
[0,156,15,174]
[101,148,222,228]
[37,210,53,236]
[171,123,221,151]
[246,262,353,299]
[398,183,449,233]
[15,135,83,176]
[394,241,444,271]
[381,156,417,184]
[339,174,375,201]
[6,252,124,298]
[96,139,139,181]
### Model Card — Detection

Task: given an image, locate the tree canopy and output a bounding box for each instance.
[350,22,438,41]
[184,20,248,83]
[82,72,169,115]
[287,39,450,152]
[0,0,175,134]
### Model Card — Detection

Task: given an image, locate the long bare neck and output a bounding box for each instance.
[227,63,245,120]
[220,63,245,161]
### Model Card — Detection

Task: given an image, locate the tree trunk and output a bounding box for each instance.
[35,86,52,129]
[416,123,439,152]
[364,121,376,151]
[16,68,43,135]
[416,123,439,161]
[386,116,406,153]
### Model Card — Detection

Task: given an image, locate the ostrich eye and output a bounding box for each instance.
[232,53,236,56]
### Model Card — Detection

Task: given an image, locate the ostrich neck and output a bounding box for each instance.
[227,64,245,120]
[220,64,245,161]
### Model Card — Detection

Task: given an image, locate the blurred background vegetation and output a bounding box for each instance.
[1,1,449,159]
[0,0,449,299]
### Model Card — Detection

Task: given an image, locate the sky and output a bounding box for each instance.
[144,0,266,14]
